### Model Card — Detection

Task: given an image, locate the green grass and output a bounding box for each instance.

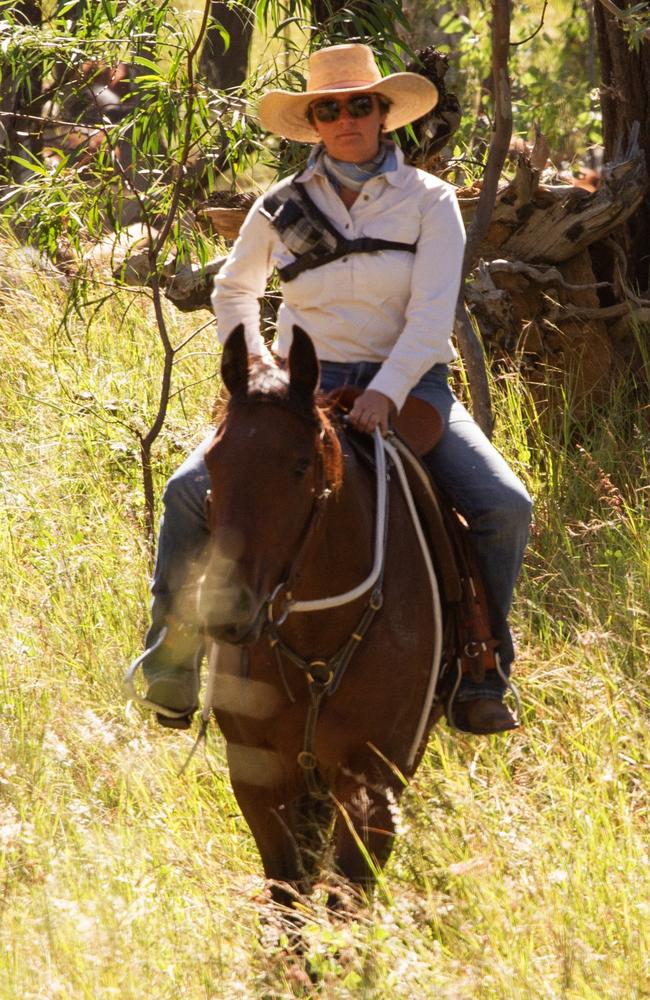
[1,235,650,998]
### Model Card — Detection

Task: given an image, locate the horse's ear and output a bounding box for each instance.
[288,325,319,398]
[221,324,248,396]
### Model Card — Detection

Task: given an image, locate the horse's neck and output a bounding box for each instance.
[296,448,375,599]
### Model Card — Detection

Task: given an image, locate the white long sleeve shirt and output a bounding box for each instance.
[211,146,466,412]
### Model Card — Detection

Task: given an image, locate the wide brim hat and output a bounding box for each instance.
[258,43,438,143]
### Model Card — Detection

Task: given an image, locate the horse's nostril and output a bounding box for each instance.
[197,577,260,635]
[209,613,264,646]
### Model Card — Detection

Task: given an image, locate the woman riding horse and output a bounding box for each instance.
[126,43,532,735]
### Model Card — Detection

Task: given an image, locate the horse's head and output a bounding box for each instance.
[199,324,341,644]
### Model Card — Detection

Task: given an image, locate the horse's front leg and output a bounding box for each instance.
[228,752,330,910]
[329,755,403,908]
[227,777,301,912]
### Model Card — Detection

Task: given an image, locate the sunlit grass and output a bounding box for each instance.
[1,236,649,997]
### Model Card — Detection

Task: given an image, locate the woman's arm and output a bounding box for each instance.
[211,197,277,360]
[365,180,466,412]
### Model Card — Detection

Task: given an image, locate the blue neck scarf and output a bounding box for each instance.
[308,140,397,193]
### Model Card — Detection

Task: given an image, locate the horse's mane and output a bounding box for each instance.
[226,359,344,492]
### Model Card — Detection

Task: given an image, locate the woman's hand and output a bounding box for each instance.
[348,389,396,435]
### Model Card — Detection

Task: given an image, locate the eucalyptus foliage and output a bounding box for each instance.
[424,1,603,174]
[1,1,223,261]
[0,0,415,262]
[0,1,617,258]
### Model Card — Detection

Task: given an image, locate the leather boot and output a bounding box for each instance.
[449,698,518,735]
[125,619,201,730]
[146,668,199,729]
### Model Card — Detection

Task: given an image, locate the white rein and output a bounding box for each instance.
[127,427,445,764]
[253,428,443,769]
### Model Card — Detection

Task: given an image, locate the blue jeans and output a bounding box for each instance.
[144,362,532,701]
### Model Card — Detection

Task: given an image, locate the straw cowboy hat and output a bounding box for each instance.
[258,43,438,143]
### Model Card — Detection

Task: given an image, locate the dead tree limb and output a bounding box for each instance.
[457,142,647,264]
[482,259,612,291]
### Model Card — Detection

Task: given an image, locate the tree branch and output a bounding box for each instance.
[596,0,650,38]
[483,259,612,291]
[462,1,513,278]
[151,0,213,257]
[510,0,548,46]
[455,0,513,440]
[547,301,650,321]
[135,0,213,548]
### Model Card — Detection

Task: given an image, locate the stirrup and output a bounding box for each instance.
[445,653,522,733]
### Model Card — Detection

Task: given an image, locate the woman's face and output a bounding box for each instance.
[310,92,387,163]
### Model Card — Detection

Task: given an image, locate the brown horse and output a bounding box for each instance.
[200,323,444,909]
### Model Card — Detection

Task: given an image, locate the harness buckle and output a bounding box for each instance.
[307,660,333,687]
[267,582,294,626]
[369,589,384,611]
[297,750,318,771]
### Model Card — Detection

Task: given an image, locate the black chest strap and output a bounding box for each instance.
[260,175,417,282]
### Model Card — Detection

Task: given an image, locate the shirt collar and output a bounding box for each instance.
[296,143,409,188]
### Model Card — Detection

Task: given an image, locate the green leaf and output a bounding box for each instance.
[9,155,50,177]
[133,55,166,77]
[255,0,272,33]
[212,22,231,53]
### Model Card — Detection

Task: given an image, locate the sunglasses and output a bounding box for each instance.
[309,94,377,124]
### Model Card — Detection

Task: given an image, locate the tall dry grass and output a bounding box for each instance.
[1,235,649,998]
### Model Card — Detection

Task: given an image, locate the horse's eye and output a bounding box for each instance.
[293,457,311,479]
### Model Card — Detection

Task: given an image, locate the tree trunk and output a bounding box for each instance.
[199,1,254,91]
[0,0,43,178]
[594,0,650,290]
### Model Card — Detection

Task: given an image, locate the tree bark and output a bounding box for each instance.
[457,146,646,263]
[199,1,254,91]
[594,0,650,290]
[0,0,43,177]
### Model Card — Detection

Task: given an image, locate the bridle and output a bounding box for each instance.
[262,426,335,628]
[205,407,444,790]
[264,421,389,625]
[262,424,391,798]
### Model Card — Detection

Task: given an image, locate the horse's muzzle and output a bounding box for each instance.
[197,579,265,646]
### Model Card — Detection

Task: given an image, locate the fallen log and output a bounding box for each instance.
[457,147,647,264]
